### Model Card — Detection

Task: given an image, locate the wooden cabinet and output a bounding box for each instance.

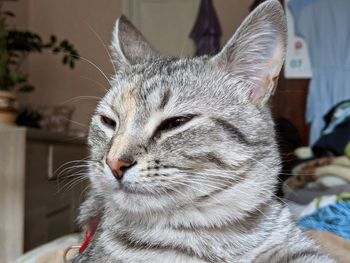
[0,126,88,262]
[272,74,310,145]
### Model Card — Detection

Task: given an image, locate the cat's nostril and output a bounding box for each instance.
[120,162,136,172]
[106,158,137,180]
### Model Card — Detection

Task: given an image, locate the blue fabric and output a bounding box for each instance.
[298,201,350,240]
[312,100,350,156]
[288,0,350,144]
[323,101,350,135]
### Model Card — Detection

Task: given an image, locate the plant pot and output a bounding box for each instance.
[0,91,18,125]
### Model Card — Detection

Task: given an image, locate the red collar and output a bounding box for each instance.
[79,218,100,254]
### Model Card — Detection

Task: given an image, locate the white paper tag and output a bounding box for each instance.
[284,0,313,79]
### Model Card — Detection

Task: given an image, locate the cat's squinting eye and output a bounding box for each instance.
[100,115,117,129]
[153,115,197,138]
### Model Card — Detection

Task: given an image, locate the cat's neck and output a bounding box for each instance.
[99,195,284,261]
[104,184,277,231]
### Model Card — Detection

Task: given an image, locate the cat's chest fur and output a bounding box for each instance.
[73,200,324,263]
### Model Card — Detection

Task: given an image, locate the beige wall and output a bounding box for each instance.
[214,0,254,45]
[4,0,253,133]
[2,1,28,29]
[27,0,122,131]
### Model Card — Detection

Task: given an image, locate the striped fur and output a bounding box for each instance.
[73,1,335,262]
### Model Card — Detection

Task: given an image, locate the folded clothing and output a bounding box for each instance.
[283,156,350,194]
[287,192,350,219]
[299,201,350,241]
[313,100,350,157]
[285,184,350,205]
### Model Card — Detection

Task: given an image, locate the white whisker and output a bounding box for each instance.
[83,20,118,75]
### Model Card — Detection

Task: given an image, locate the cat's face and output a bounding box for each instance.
[87,0,287,214]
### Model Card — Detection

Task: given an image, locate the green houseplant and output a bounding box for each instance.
[0,0,79,125]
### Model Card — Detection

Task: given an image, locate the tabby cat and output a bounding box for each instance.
[73,1,335,262]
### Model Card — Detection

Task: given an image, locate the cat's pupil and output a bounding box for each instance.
[101,116,116,129]
[167,117,185,129]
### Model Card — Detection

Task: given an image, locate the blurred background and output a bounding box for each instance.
[1,0,350,262]
[1,0,256,131]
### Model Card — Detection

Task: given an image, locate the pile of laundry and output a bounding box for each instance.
[283,100,350,262]
[284,100,350,195]
[284,156,350,193]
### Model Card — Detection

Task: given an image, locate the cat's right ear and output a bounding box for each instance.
[111,15,160,70]
[212,0,287,106]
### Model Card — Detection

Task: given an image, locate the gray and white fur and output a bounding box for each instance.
[73,1,335,262]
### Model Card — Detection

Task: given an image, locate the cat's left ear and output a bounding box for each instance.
[111,15,160,69]
[212,0,287,106]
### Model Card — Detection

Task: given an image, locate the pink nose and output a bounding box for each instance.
[106,158,133,179]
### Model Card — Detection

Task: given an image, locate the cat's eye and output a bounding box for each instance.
[100,115,116,129]
[153,115,197,138]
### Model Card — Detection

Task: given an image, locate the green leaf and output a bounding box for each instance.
[60,40,69,49]
[42,43,53,48]
[4,26,80,73]
[3,11,15,17]
[50,35,57,43]
[71,51,79,58]
[10,71,28,83]
[18,84,35,92]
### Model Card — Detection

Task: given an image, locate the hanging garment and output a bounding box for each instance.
[189,0,222,56]
[288,0,350,144]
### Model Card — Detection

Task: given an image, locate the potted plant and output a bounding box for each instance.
[0,0,79,125]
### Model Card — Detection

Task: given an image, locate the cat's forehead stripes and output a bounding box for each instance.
[113,70,176,112]
[106,79,171,134]
[157,88,171,110]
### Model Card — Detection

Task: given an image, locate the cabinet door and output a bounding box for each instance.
[24,142,50,250]
[122,0,200,57]
[48,144,88,181]
[49,144,88,230]
[24,141,88,251]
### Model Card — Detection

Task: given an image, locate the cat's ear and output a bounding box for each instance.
[212,0,287,106]
[111,15,160,69]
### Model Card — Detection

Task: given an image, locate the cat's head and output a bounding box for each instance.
[88,0,287,216]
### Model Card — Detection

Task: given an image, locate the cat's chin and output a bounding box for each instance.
[111,191,169,214]
[106,184,182,214]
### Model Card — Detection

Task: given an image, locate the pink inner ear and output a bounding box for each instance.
[249,86,265,103]
[248,72,280,104]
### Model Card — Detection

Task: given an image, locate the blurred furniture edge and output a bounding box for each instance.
[0,126,26,263]
[0,126,88,263]
[14,233,80,263]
